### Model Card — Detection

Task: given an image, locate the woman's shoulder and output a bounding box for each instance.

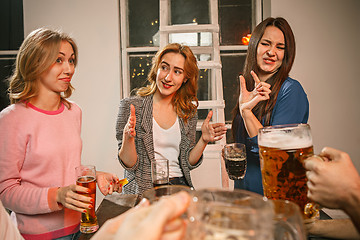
[120,95,150,107]
[0,103,27,120]
[280,77,306,94]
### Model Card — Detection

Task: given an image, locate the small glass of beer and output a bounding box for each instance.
[258,124,319,221]
[75,165,99,233]
[223,143,247,180]
[151,159,169,187]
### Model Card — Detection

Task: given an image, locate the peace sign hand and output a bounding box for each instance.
[238,71,271,113]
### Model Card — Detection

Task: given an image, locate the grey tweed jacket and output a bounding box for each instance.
[115,95,203,195]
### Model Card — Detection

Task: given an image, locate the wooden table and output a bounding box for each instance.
[78,193,138,240]
[79,193,338,240]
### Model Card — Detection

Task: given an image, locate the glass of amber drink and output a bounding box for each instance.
[75,165,99,233]
[258,124,319,221]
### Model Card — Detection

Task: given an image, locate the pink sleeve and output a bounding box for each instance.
[0,112,55,214]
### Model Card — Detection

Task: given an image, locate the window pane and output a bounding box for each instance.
[129,54,154,93]
[170,0,210,25]
[221,54,246,123]
[128,0,159,47]
[169,32,212,47]
[197,69,211,101]
[0,59,14,111]
[0,0,24,50]
[196,54,212,62]
[219,0,253,45]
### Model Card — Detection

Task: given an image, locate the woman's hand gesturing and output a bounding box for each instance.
[124,104,136,138]
[239,70,271,115]
[201,111,227,143]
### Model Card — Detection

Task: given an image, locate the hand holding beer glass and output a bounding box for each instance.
[223,143,247,180]
[75,165,99,233]
[258,124,320,221]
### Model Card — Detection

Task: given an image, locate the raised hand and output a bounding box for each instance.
[124,104,136,138]
[201,111,227,143]
[239,70,271,113]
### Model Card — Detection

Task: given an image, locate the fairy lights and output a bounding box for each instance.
[242,34,251,45]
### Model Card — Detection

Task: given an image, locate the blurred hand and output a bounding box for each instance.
[91,191,191,240]
[124,104,136,138]
[238,71,271,114]
[201,111,227,143]
[56,184,93,213]
[305,147,360,210]
[96,171,123,196]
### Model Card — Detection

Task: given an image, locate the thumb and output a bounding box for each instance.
[130,104,135,117]
[239,75,247,93]
[205,110,213,123]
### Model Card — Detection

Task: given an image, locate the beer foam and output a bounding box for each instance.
[258,131,312,149]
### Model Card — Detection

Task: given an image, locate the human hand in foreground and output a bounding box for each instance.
[96,171,124,195]
[124,104,136,138]
[91,191,191,240]
[238,70,271,114]
[201,110,227,143]
[304,147,360,210]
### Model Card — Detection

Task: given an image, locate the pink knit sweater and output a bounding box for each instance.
[0,102,82,239]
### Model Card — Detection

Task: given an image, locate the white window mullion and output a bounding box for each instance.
[120,0,129,98]
[159,0,169,48]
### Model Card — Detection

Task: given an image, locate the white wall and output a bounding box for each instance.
[23,0,360,205]
[271,0,360,171]
[23,0,124,206]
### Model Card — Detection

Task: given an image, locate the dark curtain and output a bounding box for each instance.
[0,0,24,111]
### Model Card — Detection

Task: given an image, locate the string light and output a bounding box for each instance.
[242,34,251,45]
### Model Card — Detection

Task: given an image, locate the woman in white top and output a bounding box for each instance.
[116,43,227,194]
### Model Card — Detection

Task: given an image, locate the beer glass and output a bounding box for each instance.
[223,143,247,180]
[186,188,306,240]
[75,165,99,233]
[151,159,169,187]
[258,124,319,221]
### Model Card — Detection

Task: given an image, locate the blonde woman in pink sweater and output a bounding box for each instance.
[0,28,122,240]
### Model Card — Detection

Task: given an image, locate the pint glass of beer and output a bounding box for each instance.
[258,124,319,220]
[75,165,99,233]
[223,143,247,180]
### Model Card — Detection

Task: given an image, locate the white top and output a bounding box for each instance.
[153,117,183,177]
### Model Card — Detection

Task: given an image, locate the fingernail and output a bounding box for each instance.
[90,199,94,204]
[83,210,87,213]
[89,204,93,209]
[110,182,113,185]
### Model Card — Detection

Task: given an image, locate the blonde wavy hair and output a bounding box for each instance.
[136,43,199,123]
[8,28,78,108]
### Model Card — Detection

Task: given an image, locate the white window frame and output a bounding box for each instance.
[119,0,267,187]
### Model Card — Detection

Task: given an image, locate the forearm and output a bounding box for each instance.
[118,136,138,168]
[188,138,207,166]
[343,181,360,234]
[240,109,263,138]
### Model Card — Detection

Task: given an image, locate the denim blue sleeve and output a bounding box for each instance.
[270,78,309,125]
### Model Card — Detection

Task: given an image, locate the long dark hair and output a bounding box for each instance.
[231,17,296,139]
